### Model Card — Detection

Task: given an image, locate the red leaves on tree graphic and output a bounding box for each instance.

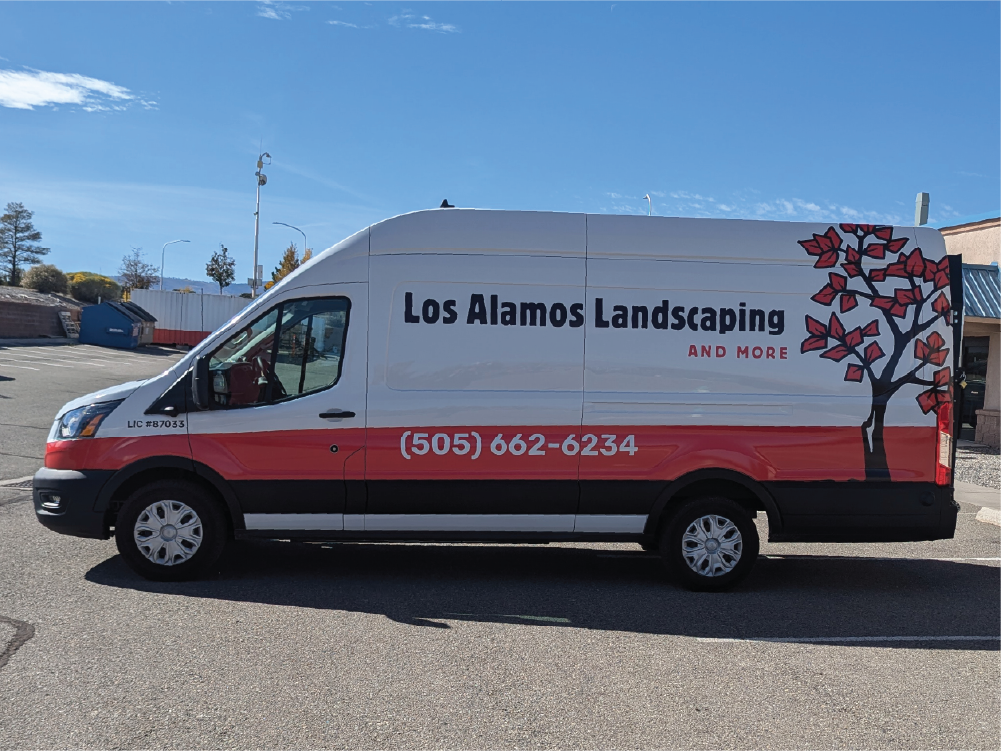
[913,332,953,414]
[798,224,953,419]
[931,292,952,325]
[800,312,883,381]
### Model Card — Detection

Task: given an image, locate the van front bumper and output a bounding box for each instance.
[33,467,115,540]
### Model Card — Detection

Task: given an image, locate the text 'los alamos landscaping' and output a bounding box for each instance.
[404,292,785,335]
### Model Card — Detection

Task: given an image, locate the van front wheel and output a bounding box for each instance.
[660,497,759,591]
[115,480,228,582]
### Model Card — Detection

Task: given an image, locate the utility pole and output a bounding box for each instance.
[915,192,930,226]
[252,152,271,297]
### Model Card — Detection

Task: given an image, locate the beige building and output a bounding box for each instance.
[939,214,1000,447]
[940,215,1001,265]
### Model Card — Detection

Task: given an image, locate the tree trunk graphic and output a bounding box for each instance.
[860,402,888,479]
[798,224,953,479]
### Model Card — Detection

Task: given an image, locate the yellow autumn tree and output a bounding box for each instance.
[264,243,312,290]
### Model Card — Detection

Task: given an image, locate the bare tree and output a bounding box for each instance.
[119,247,159,294]
[0,202,49,286]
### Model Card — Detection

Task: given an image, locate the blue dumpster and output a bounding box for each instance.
[79,302,144,349]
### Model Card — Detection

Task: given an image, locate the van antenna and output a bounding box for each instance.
[440,199,454,209]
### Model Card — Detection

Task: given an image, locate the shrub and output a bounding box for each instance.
[21,264,68,294]
[67,272,122,303]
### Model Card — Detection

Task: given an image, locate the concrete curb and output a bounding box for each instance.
[0,338,76,347]
[975,507,1000,527]
[954,481,1000,511]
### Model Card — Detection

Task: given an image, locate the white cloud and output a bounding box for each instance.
[389,12,459,33]
[626,188,904,225]
[610,203,645,215]
[0,67,136,111]
[669,190,713,201]
[328,20,359,28]
[410,21,458,33]
[257,1,307,21]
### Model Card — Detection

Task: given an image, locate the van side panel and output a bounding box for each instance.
[366,212,587,520]
[578,214,953,537]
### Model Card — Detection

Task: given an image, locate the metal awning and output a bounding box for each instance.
[962,264,1001,320]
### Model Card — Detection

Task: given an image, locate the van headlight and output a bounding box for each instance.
[56,400,123,440]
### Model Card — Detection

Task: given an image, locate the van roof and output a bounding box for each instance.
[367,208,945,264]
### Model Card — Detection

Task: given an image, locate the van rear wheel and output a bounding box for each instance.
[660,497,759,591]
[115,480,228,582]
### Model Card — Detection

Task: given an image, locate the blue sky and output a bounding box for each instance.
[1,1,998,286]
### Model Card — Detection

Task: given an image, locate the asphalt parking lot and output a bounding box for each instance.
[0,342,184,481]
[1,342,998,749]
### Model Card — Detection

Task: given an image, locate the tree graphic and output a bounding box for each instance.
[798,224,952,479]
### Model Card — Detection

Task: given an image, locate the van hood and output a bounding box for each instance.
[56,379,149,418]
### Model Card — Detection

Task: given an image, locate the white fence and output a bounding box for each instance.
[130,289,250,346]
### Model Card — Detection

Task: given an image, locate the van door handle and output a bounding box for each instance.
[319,410,356,419]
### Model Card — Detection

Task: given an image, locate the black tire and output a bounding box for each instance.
[115,479,228,582]
[659,497,759,592]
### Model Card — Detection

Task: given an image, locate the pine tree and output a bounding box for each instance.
[206,244,236,293]
[0,202,49,286]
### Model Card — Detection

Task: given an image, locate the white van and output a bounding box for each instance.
[33,210,962,590]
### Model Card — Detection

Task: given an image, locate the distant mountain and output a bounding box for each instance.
[116,276,252,296]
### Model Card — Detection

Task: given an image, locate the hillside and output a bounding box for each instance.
[117,276,252,297]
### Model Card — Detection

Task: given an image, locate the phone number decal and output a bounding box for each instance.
[400,431,637,460]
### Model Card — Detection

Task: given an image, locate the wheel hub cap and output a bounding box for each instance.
[682,514,743,577]
[134,500,203,566]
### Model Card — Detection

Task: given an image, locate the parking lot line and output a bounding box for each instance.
[0,347,156,363]
[0,349,168,367]
[1,356,106,367]
[0,361,40,370]
[0,358,73,368]
[3,351,111,364]
[697,635,1001,644]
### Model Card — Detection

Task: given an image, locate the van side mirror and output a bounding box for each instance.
[191,357,210,410]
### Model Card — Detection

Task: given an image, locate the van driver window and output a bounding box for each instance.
[269,299,350,402]
[207,298,350,408]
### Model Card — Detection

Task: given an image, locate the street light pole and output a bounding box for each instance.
[253,152,271,298]
[160,239,190,290]
[272,222,306,259]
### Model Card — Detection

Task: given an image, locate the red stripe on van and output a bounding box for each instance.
[46,425,936,483]
[189,429,366,482]
[366,425,936,483]
[44,435,192,470]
